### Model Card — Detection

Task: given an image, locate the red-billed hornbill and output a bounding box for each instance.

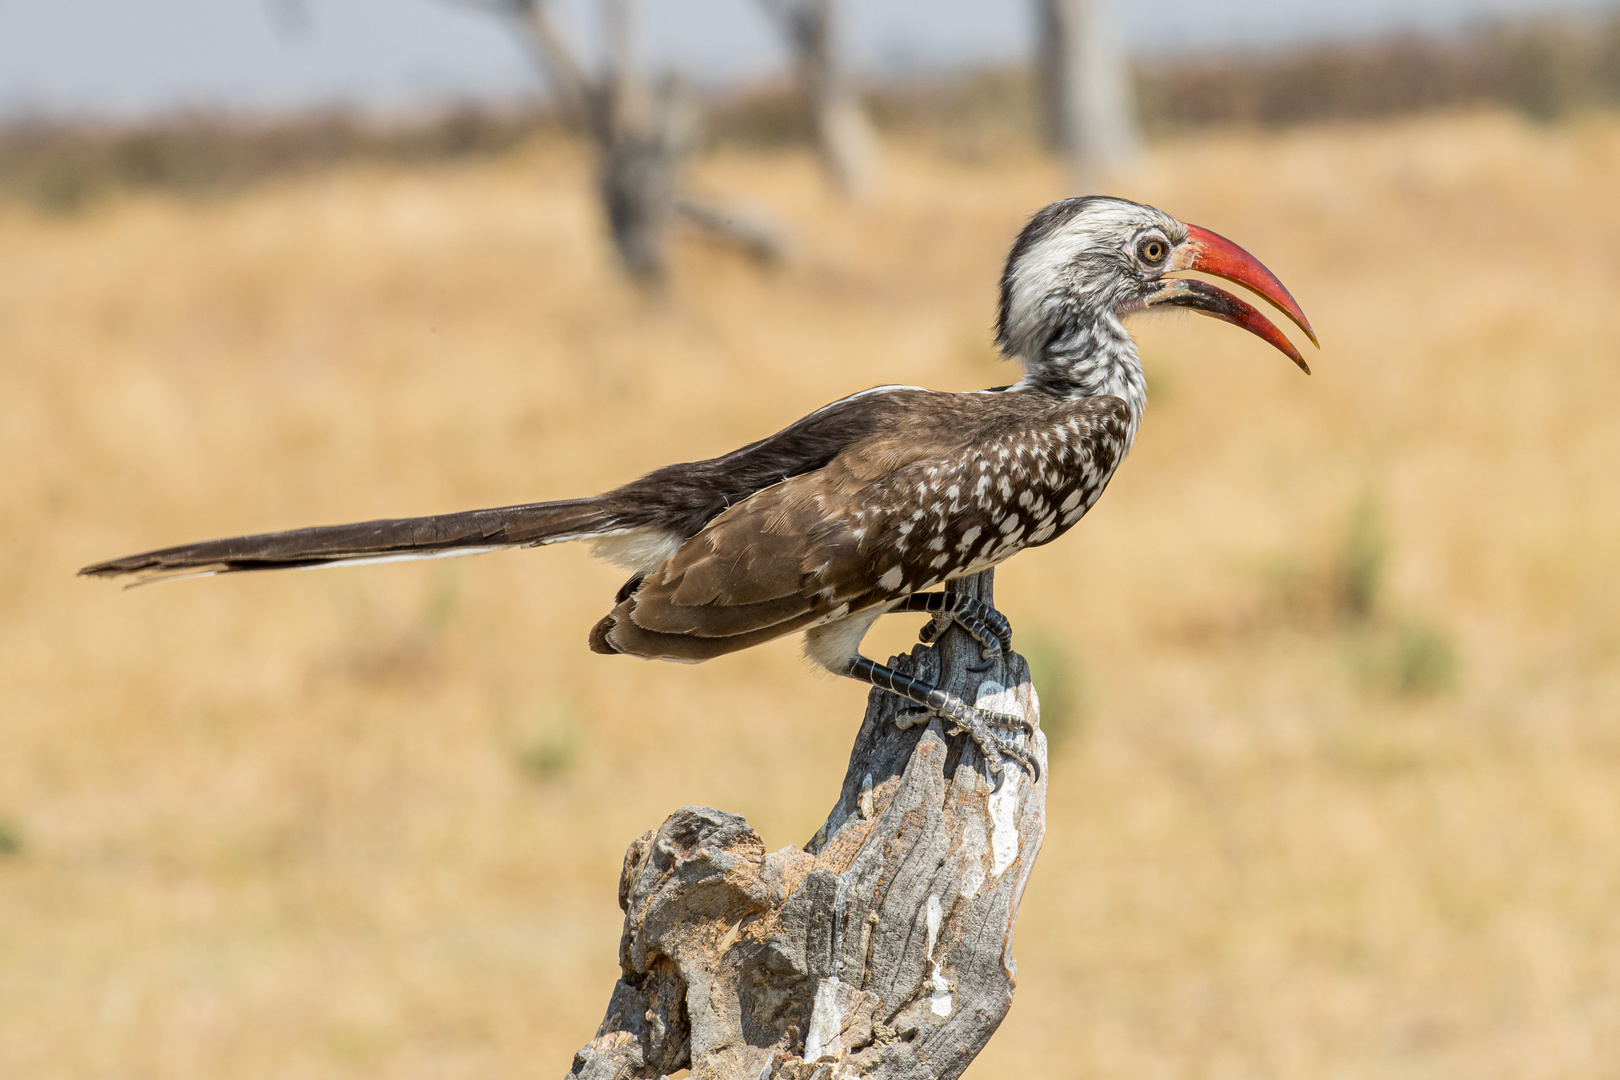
[82,197,1316,778]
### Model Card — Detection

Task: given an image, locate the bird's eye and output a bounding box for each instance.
[1138,237,1168,264]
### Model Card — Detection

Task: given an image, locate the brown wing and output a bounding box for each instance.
[591,392,1132,662]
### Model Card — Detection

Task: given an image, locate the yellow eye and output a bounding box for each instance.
[1139,238,1168,263]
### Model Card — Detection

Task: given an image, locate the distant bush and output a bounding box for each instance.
[1018,629,1088,756]
[1257,490,1463,699]
[0,105,565,213]
[1138,13,1620,130]
[0,818,22,858]
[1264,492,1389,631]
[510,704,581,785]
[848,11,1620,149]
[1333,493,1387,626]
[1351,619,1461,699]
[3,10,1615,211]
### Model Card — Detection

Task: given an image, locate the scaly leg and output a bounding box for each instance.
[892,592,1014,671]
[842,655,1038,781]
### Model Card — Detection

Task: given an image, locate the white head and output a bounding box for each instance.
[995,196,1317,394]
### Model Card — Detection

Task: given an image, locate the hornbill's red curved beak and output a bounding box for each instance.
[1146,224,1319,373]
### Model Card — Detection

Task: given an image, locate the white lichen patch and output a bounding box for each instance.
[926,965,953,1017]
[989,780,1019,876]
[974,680,1025,877]
[858,773,874,820]
[958,819,988,899]
[922,896,954,1017]
[925,894,943,960]
[805,978,846,1061]
[974,679,1019,719]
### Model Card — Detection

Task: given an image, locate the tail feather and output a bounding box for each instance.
[79,498,616,584]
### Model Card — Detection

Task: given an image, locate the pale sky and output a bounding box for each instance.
[0,0,1613,120]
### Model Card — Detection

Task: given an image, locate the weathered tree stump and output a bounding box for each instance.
[568,570,1047,1080]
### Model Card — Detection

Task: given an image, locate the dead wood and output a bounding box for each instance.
[759,0,881,199]
[1037,0,1140,190]
[451,0,785,279]
[568,570,1047,1080]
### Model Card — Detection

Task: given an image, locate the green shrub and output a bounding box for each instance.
[0,819,23,858]
[1019,630,1087,755]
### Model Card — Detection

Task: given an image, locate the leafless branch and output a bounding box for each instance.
[444,0,785,280]
[759,0,881,199]
[675,199,787,264]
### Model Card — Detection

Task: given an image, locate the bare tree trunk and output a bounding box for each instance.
[569,570,1047,1080]
[508,0,679,279]
[593,0,676,279]
[1038,0,1139,192]
[763,0,881,200]
[456,0,784,280]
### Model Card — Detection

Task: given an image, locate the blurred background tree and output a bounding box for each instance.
[445,0,783,279]
[1037,0,1139,190]
[758,0,881,199]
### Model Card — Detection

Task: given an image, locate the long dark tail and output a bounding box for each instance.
[79,498,617,584]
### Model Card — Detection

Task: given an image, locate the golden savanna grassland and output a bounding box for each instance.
[2,110,1618,1079]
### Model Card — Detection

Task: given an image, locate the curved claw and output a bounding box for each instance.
[963,724,1040,783]
[994,738,1041,783]
[942,705,1041,784]
[991,735,1043,786]
[980,707,1036,737]
[893,704,929,730]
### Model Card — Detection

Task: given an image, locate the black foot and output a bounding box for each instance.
[897,592,1014,671]
[849,656,1039,782]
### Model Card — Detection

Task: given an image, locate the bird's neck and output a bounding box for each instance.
[1017,311,1147,424]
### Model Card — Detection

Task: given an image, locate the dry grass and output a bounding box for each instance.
[2,110,1619,1079]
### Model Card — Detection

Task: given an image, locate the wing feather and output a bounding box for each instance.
[598,392,1131,660]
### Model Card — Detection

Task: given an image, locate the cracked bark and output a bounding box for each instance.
[568,569,1047,1080]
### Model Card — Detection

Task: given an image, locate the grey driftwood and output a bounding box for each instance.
[568,569,1048,1080]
